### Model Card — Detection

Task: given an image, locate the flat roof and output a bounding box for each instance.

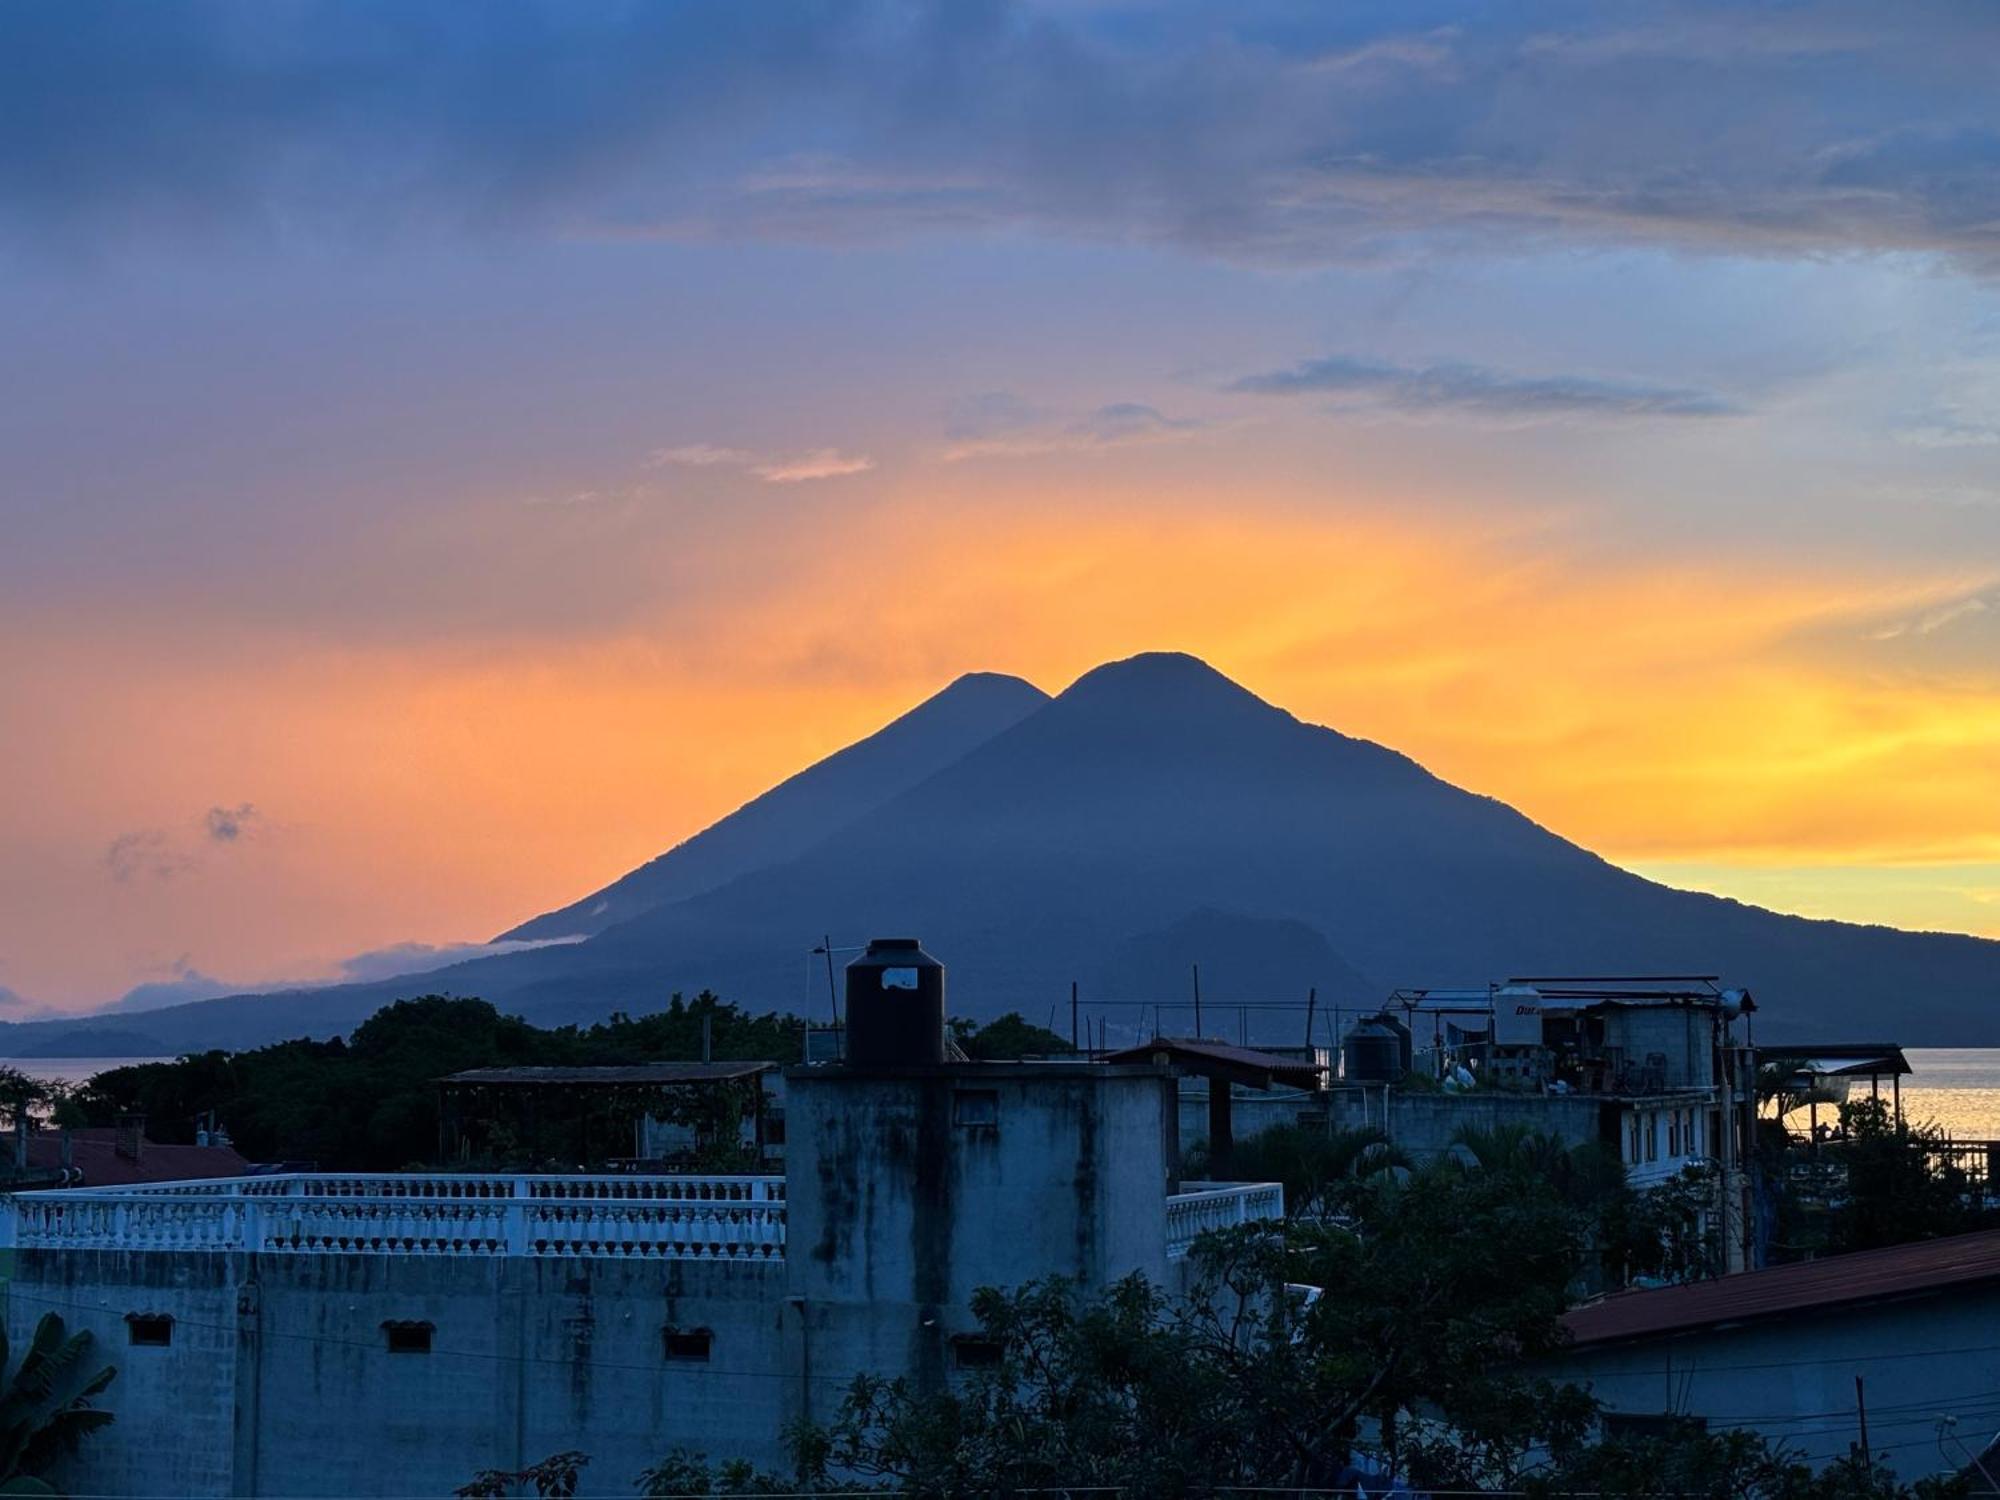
[440,1063,773,1087]
[1102,1037,1324,1091]
[1565,1228,2000,1348]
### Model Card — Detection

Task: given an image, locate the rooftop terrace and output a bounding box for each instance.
[0,1172,1281,1263]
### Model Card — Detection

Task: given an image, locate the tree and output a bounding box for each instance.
[0,1313,117,1496]
[454,1450,587,1498]
[952,1013,1074,1059]
[1201,1122,1407,1221]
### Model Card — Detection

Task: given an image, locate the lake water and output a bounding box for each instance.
[0,1057,173,1088]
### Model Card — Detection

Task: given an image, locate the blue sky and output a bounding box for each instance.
[3,1,1999,1011]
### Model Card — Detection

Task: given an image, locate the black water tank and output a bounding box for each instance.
[845,938,947,1066]
[1343,1016,1407,1083]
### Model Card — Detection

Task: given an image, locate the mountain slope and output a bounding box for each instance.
[28,651,2000,1050]
[499,671,1049,941]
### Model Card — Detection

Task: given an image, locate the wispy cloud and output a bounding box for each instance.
[1227,355,1740,423]
[646,444,758,468]
[1868,594,1991,641]
[104,830,196,883]
[649,443,874,483]
[752,448,875,483]
[943,394,1205,461]
[204,802,258,842]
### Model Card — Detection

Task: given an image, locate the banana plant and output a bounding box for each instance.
[0,1313,116,1495]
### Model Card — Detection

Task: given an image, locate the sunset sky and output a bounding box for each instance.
[4,2,2000,1013]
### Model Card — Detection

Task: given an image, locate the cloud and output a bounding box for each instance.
[103,830,196,883]
[4,4,1998,270]
[104,956,234,1013]
[204,802,257,841]
[646,445,757,468]
[1867,593,1991,641]
[943,394,1205,460]
[650,443,874,483]
[1227,355,1739,423]
[751,448,875,483]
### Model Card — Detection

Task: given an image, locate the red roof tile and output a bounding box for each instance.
[23,1128,250,1187]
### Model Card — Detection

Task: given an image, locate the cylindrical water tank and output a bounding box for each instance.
[844,938,947,1066]
[1342,1016,1407,1083]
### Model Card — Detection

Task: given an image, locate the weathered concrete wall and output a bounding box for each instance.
[1325,1087,1611,1159]
[1543,1287,2000,1480]
[2,1247,242,1499]
[1602,1007,1714,1089]
[6,1249,792,1498]
[785,1062,1170,1406]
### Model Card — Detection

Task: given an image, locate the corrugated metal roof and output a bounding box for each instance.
[1102,1037,1324,1091]
[1565,1229,2000,1348]
[440,1062,773,1086]
[1757,1043,1912,1078]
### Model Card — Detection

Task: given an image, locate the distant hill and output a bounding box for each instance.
[15,651,2000,1051]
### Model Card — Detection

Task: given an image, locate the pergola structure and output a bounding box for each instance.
[1103,1036,1324,1174]
[1756,1042,1912,1135]
[436,1062,774,1169]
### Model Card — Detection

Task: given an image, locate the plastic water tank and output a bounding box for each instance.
[1342,1016,1407,1083]
[844,938,947,1065]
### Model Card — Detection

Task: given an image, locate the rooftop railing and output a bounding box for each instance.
[1165,1181,1285,1258]
[0,1173,1281,1263]
[0,1173,788,1261]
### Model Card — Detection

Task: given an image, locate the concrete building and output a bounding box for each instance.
[1321,976,1762,1268]
[0,940,1282,1498]
[1547,1229,2000,1484]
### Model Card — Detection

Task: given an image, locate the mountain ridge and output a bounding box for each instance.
[15,651,2000,1050]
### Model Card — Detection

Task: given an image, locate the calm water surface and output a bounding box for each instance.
[0,1057,172,1088]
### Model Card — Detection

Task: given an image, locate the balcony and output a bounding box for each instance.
[0,1172,1282,1263]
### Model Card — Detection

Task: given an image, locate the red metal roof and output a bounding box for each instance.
[1565,1229,2000,1347]
[24,1128,251,1188]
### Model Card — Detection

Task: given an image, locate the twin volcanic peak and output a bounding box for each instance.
[26,651,2000,1052]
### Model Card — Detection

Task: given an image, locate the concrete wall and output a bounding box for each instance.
[7,1248,793,1498]
[784,1062,1171,1408]
[1602,1007,1715,1090]
[1543,1287,2000,1482]
[1324,1087,1612,1159]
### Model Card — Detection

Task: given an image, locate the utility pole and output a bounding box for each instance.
[1071,981,1079,1052]
[1304,987,1317,1051]
[1192,963,1203,1039]
[821,935,840,1026]
[1856,1376,1871,1467]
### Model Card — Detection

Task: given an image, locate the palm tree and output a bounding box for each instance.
[0,1313,117,1495]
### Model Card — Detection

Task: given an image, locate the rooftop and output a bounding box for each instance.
[21,1128,250,1188]
[1102,1037,1324,1091]
[1565,1228,2000,1348]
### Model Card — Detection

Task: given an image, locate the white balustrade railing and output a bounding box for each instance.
[2,1173,1277,1263]
[0,1174,787,1261]
[1165,1181,1286,1259]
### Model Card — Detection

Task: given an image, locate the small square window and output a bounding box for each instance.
[383,1321,433,1355]
[126,1314,173,1347]
[953,1090,999,1128]
[951,1336,1005,1370]
[664,1328,712,1362]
